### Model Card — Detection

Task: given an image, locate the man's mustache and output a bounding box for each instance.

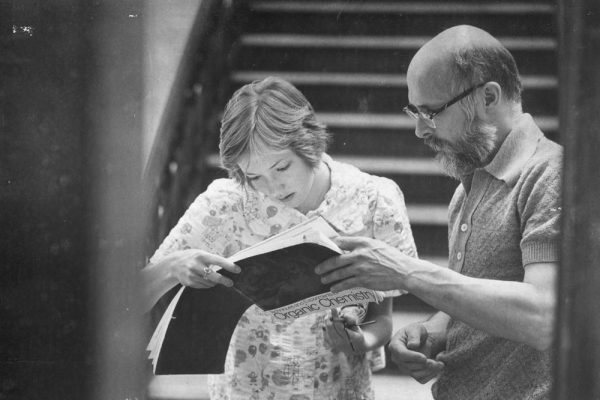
[424,136,452,153]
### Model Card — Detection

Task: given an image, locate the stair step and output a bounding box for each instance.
[250,1,555,14]
[327,124,559,158]
[148,375,208,400]
[328,127,433,158]
[332,155,442,175]
[372,373,435,400]
[240,33,557,51]
[204,159,456,205]
[206,153,445,177]
[229,75,558,116]
[322,113,415,130]
[236,39,557,75]
[421,256,448,268]
[318,112,558,133]
[231,71,557,89]
[246,4,557,37]
[406,204,447,226]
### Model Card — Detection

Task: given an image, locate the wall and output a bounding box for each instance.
[143,0,204,163]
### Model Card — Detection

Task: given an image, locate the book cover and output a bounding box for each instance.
[147,217,382,375]
[219,237,340,311]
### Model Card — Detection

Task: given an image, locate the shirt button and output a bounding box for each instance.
[460,223,468,232]
[457,252,463,260]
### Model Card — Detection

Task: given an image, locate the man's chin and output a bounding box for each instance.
[434,152,474,180]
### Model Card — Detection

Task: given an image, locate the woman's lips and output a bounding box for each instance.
[280,193,295,202]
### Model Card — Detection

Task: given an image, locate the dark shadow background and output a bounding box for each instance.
[1,1,146,399]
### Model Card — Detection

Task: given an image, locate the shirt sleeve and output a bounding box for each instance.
[518,157,562,266]
[372,178,419,297]
[149,180,244,264]
[372,178,418,257]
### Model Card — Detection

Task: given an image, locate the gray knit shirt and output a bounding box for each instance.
[432,114,562,400]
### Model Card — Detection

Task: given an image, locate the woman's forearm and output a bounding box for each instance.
[139,260,178,313]
[361,298,393,350]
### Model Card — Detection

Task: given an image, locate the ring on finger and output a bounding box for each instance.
[201,266,212,280]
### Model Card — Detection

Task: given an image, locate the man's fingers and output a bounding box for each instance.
[390,348,427,366]
[425,359,445,372]
[405,324,428,350]
[332,236,370,251]
[315,252,355,275]
[406,359,444,384]
[330,277,362,293]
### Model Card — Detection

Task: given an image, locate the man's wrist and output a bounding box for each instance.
[403,257,449,294]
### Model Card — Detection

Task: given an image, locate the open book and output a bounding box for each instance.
[147,216,382,375]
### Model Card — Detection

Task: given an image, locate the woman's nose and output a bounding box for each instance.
[266,177,285,196]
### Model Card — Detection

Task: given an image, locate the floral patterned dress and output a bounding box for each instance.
[150,156,417,400]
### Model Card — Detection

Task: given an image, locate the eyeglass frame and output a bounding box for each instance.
[403,82,487,128]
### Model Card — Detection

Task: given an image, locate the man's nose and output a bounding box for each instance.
[414,118,434,139]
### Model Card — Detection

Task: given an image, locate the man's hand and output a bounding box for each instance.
[388,322,446,384]
[315,236,415,292]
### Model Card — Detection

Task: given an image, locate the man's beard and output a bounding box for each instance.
[424,117,498,179]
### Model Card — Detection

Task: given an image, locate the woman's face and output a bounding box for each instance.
[237,147,324,212]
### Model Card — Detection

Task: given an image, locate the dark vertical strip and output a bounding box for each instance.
[555,0,600,398]
[0,1,90,399]
[84,1,146,399]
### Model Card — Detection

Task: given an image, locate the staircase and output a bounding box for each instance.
[210,0,559,261]
[149,0,558,398]
[216,2,558,291]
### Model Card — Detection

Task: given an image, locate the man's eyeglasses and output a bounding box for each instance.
[403,82,486,129]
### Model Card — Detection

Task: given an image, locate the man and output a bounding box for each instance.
[315,25,561,399]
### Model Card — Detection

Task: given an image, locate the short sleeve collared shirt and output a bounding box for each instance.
[434,114,562,400]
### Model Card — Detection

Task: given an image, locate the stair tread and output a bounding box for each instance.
[372,373,435,399]
[406,204,448,226]
[240,33,557,50]
[206,153,444,176]
[333,155,442,175]
[251,1,555,14]
[231,71,558,89]
[316,112,557,132]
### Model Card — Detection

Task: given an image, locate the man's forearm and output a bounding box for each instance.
[403,260,556,350]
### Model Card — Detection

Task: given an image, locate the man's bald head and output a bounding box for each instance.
[408,25,522,103]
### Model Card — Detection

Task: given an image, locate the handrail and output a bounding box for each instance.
[143,0,248,262]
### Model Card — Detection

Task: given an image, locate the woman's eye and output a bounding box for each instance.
[246,175,259,182]
[276,163,290,172]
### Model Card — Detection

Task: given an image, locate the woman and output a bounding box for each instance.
[142,77,417,399]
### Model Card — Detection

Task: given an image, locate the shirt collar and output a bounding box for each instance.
[483,113,543,187]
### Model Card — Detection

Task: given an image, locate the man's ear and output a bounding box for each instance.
[483,82,501,107]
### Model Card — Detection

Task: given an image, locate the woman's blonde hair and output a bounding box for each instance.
[219,76,330,184]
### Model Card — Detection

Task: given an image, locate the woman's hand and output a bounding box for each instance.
[323,308,369,356]
[165,249,240,289]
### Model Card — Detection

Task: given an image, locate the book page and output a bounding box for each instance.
[147,285,185,373]
[228,216,339,262]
